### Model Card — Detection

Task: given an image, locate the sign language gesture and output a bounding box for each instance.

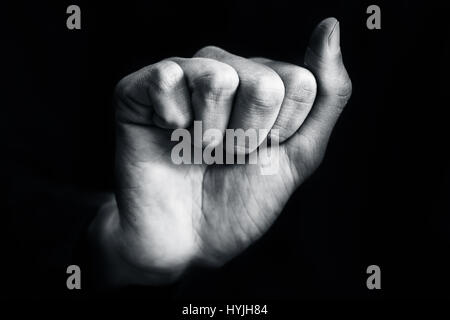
[90,18,352,287]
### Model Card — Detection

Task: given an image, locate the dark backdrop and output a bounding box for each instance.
[2,0,449,300]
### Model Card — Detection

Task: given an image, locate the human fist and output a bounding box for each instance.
[90,17,352,287]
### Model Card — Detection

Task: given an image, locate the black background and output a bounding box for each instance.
[2,0,449,301]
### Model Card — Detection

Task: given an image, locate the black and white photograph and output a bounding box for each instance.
[2,0,450,313]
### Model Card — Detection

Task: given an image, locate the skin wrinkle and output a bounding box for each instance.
[239,80,285,111]
[193,164,209,262]
[232,169,255,246]
[242,168,266,237]
[147,62,184,94]
[231,170,253,246]
[116,94,154,125]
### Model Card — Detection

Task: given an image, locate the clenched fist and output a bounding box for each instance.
[90,18,352,287]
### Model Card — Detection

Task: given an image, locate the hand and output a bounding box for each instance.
[90,17,352,287]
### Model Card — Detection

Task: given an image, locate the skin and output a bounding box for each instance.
[90,17,352,287]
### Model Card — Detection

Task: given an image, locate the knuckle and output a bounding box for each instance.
[320,68,353,108]
[162,112,191,128]
[246,72,285,108]
[284,67,317,103]
[338,76,352,100]
[113,74,143,123]
[148,60,183,92]
[194,65,239,98]
[194,45,223,58]
[330,74,352,106]
[114,75,133,101]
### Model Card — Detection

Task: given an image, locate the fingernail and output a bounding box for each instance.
[328,20,340,54]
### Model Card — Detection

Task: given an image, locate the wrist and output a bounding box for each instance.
[88,195,185,288]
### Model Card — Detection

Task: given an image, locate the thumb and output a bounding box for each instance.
[284,17,352,179]
[301,17,352,142]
